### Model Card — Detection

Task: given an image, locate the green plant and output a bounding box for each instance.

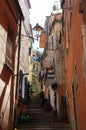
[51,82,58,90]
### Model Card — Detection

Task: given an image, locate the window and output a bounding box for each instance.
[59,31,61,44]
[69,0,72,27]
[5,28,13,69]
[82,0,86,23]
[19,70,23,97]
[28,46,31,55]
[74,64,78,91]
[82,0,86,14]
[69,0,72,8]
[79,0,86,14]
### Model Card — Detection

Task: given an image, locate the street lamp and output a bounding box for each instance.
[21,23,44,41]
[33,23,44,31]
[33,23,44,40]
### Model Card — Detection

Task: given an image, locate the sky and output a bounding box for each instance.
[29,0,56,28]
[29,0,60,50]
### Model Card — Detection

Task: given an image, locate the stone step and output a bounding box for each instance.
[17,124,72,130]
[17,128,72,130]
[17,123,71,127]
[17,96,72,130]
[17,119,72,130]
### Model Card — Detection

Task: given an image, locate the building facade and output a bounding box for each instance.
[40,0,86,129]
[14,0,32,128]
[0,1,24,130]
[61,0,86,130]
[40,12,66,117]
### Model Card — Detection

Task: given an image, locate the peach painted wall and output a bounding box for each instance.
[63,0,86,130]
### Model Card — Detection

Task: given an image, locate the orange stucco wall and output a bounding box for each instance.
[63,0,86,130]
[40,32,47,48]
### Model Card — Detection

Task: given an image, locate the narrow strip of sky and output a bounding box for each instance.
[29,0,60,50]
[29,0,57,28]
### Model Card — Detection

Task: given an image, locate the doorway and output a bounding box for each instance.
[72,82,78,130]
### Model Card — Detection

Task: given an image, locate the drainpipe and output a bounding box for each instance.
[15,16,22,98]
[13,16,22,129]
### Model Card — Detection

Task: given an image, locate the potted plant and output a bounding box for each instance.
[51,82,58,90]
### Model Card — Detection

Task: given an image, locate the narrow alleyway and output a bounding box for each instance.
[16,93,72,130]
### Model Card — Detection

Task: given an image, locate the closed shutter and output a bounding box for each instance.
[5,29,13,69]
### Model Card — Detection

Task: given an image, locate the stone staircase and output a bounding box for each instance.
[16,94,72,130]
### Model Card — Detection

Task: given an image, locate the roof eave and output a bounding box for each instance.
[13,0,24,20]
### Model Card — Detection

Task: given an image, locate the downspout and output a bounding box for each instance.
[15,16,22,99]
[12,1,24,129]
[13,16,22,129]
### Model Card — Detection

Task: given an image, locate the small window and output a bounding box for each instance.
[69,0,72,27]
[79,0,86,14]
[59,31,61,44]
[74,65,78,91]
[19,70,23,97]
[28,47,31,55]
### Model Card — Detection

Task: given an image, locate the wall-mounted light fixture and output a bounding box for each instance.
[21,23,44,41]
[32,23,44,41]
